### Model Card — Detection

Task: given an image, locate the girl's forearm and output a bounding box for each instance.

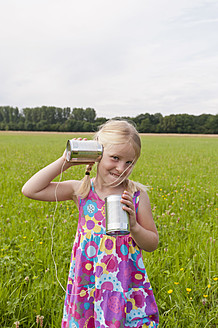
[22,156,71,198]
[130,223,159,252]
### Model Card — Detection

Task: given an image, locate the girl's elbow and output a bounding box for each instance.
[22,184,32,199]
[22,184,27,196]
[149,233,159,252]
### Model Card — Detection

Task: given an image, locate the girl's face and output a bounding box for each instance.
[97,143,136,187]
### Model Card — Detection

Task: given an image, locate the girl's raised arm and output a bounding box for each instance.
[22,155,81,202]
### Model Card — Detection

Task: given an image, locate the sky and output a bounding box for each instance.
[0,0,218,119]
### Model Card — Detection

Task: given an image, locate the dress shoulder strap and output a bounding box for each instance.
[90,178,95,192]
[133,190,140,215]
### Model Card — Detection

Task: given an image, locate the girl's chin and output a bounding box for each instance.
[108,173,126,185]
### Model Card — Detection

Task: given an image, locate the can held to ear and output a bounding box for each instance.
[66,140,103,163]
[105,195,130,236]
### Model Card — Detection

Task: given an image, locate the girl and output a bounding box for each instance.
[22,120,159,328]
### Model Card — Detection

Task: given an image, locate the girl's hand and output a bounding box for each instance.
[121,190,137,230]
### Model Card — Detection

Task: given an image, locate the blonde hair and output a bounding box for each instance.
[77,119,146,198]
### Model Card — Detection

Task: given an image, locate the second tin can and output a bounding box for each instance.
[66,140,103,163]
[105,195,130,236]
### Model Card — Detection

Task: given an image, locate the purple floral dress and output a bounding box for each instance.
[62,181,159,328]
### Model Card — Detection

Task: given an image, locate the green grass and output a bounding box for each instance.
[0,132,217,328]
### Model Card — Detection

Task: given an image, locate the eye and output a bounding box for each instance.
[126,161,133,165]
[112,156,119,161]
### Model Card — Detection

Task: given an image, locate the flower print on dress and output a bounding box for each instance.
[73,251,95,287]
[131,271,145,287]
[82,239,100,262]
[81,199,105,235]
[100,290,126,324]
[117,260,132,291]
[75,308,94,328]
[116,236,130,261]
[117,258,142,291]
[144,292,159,318]
[99,235,115,255]
[83,199,98,217]
[101,254,118,273]
[129,290,145,308]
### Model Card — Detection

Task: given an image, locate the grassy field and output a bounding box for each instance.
[0,132,217,328]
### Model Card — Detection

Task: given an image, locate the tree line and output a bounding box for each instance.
[0,106,217,134]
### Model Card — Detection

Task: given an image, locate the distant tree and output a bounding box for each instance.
[83,121,93,132]
[84,108,96,122]
[204,114,218,134]
[72,108,85,121]
[63,107,71,120]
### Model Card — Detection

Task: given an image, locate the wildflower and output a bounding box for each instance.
[31,239,34,242]
[213,277,218,281]
[36,315,40,324]
[14,322,20,328]
[202,298,207,306]
[40,316,44,327]
[203,295,208,298]
[186,288,191,293]
[39,242,43,245]
[23,236,27,239]
[207,284,211,288]
[24,276,29,282]
[168,289,173,294]
[180,268,184,271]
[174,282,179,285]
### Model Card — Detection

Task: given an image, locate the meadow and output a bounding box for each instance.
[0,132,217,328]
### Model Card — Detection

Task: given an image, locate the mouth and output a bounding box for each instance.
[110,172,121,178]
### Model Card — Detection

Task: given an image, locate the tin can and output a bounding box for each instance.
[105,195,130,236]
[66,140,103,163]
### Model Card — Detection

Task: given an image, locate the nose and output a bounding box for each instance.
[116,161,126,174]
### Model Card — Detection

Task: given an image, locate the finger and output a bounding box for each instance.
[121,194,133,205]
[122,205,136,217]
[121,199,135,212]
[122,190,133,199]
